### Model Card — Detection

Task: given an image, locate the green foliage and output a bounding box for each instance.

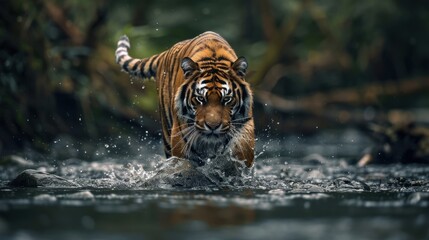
[1,0,428,153]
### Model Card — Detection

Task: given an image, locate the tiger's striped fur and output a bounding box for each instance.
[115,31,254,167]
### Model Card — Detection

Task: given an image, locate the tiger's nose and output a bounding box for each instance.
[205,112,222,131]
[205,121,221,130]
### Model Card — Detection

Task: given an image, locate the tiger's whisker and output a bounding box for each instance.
[231,117,252,123]
[115,31,255,167]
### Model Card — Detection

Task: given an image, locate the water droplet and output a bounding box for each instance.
[105,144,109,148]
[142,85,145,90]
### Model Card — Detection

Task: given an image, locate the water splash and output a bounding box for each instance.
[2,129,429,240]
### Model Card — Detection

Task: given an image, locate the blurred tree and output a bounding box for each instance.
[1,0,428,155]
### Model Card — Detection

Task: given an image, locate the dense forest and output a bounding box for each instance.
[1,0,429,155]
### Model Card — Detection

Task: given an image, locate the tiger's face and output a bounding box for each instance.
[193,83,233,137]
[175,57,252,144]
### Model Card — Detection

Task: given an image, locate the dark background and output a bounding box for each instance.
[1,0,429,155]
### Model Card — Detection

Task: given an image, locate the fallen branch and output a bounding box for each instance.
[255,77,429,114]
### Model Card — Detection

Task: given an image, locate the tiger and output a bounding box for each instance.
[115,31,254,167]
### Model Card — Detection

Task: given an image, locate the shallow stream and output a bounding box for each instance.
[1,129,428,239]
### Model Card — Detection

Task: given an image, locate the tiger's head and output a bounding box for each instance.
[175,57,253,144]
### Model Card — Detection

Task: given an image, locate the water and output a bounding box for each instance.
[1,129,428,239]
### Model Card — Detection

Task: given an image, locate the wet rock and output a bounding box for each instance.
[358,122,429,166]
[65,190,95,200]
[407,192,429,205]
[144,157,215,188]
[303,184,325,193]
[332,176,371,191]
[268,189,286,195]
[33,194,57,204]
[8,169,81,188]
[306,169,326,179]
[290,183,325,193]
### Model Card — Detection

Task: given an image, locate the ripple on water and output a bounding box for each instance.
[1,130,429,240]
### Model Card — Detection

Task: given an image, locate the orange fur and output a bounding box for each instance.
[116,32,254,167]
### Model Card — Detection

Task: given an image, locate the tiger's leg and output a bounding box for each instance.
[232,120,255,167]
[170,121,187,159]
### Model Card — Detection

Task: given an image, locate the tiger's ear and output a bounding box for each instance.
[181,57,199,78]
[232,57,248,77]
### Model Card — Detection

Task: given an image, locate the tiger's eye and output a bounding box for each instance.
[196,96,205,102]
[223,96,232,103]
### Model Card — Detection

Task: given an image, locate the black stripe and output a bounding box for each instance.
[217,56,231,61]
[131,60,140,71]
[196,56,214,62]
[232,81,241,114]
[191,43,215,56]
[238,83,248,116]
[122,59,132,71]
[165,105,173,133]
[139,58,149,78]
[159,95,172,135]
[116,54,126,63]
[211,38,222,43]
[204,43,216,53]
[178,84,188,116]
[148,57,156,77]
[191,46,206,54]
[118,43,128,49]
[217,79,227,85]
[168,51,179,94]
[217,65,229,71]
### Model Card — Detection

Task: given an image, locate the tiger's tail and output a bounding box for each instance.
[115,35,161,79]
